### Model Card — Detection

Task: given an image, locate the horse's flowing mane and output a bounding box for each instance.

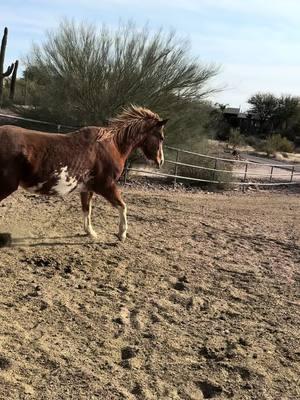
[109,105,160,128]
[97,105,161,146]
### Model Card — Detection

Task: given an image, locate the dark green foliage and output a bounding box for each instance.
[23,19,219,142]
[209,107,231,141]
[248,93,278,133]
[247,92,300,142]
[228,129,245,148]
[259,134,294,155]
[244,135,259,147]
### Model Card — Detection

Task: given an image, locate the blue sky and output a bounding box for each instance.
[2,0,300,109]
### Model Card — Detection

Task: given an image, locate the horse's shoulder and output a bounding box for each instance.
[72,126,100,141]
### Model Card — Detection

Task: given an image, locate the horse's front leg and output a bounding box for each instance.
[117,201,128,242]
[97,184,128,242]
[80,191,98,238]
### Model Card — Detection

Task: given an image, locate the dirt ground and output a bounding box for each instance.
[0,187,299,400]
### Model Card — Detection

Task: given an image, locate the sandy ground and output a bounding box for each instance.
[0,188,299,400]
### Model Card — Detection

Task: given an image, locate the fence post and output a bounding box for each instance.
[269,166,274,182]
[242,163,248,192]
[173,150,179,188]
[290,166,295,182]
[212,158,218,181]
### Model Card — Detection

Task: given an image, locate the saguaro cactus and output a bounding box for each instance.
[9,59,19,100]
[0,27,15,104]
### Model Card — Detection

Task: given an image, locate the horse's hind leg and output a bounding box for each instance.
[80,191,97,238]
[0,172,20,203]
[0,172,19,238]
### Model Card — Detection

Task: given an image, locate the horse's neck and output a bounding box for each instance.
[114,131,145,160]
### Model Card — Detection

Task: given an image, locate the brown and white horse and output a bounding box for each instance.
[0,106,167,241]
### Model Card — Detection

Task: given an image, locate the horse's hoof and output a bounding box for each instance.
[87,231,98,239]
[118,233,126,242]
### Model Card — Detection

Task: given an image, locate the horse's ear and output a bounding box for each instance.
[157,119,169,127]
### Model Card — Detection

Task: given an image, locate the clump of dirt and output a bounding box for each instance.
[21,255,60,269]
[0,356,11,370]
[196,380,223,399]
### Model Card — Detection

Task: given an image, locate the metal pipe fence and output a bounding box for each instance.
[164,159,300,177]
[125,145,300,188]
[0,112,75,132]
[125,167,300,186]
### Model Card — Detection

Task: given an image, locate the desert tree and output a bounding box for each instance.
[24,19,219,143]
[248,93,278,133]
[248,92,300,139]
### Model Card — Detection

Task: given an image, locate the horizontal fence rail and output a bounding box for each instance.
[126,167,300,186]
[165,145,299,168]
[164,159,300,177]
[0,112,76,131]
[126,146,300,188]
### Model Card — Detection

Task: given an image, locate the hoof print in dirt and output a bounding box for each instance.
[27,290,39,298]
[121,346,139,360]
[63,265,72,274]
[174,281,186,291]
[131,383,143,395]
[238,337,251,347]
[113,317,124,325]
[76,284,86,290]
[142,332,156,340]
[178,275,189,283]
[22,255,60,270]
[242,383,252,390]
[173,275,189,291]
[199,336,238,361]
[0,356,11,370]
[40,301,48,311]
[196,380,223,399]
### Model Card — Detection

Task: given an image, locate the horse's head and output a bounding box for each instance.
[140,119,168,168]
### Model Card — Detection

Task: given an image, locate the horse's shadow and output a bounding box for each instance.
[3,233,119,248]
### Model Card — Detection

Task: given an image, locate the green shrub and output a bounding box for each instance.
[228,129,245,148]
[245,135,259,147]
[260,134,294,155]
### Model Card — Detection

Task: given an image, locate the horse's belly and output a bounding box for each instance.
[20,166,88,196]
[20,180,87,196]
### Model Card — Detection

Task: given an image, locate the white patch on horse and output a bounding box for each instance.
[83,210,97,238]
[117,204,128,242]
[22,181,47,193]
[52,166,78,195]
